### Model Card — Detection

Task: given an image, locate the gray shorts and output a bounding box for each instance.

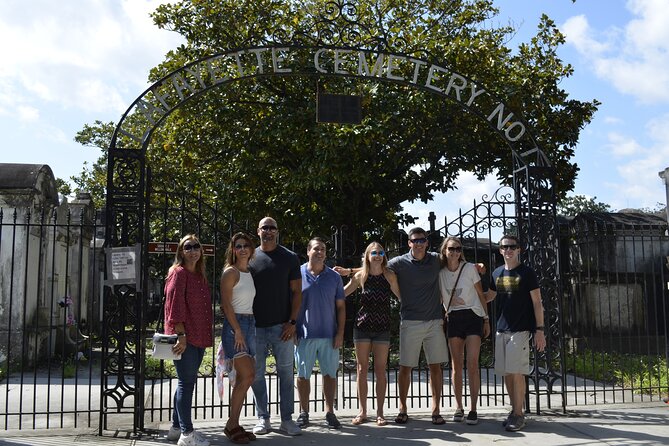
[399,319,449,367]
[494,331,531,376]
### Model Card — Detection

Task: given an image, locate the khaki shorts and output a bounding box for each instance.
[399,319,449,367]
[494,331,531,376]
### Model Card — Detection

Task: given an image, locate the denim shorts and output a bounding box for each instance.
[353,328,391,344]
[221,314,256,360]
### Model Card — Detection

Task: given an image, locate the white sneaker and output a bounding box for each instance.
[253,418,272,435]
[167,426,181,441]
[279,419,302,436]
[177,429,210,446]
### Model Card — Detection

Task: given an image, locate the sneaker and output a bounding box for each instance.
[296,411,310,428]
[279,419,302,436]
[452,408,464,422]
[505,414,526,432]
[501,411,513,427]
[253,419,271,435]
[167,426,181,441]
[325,412,341,429]
[177,430,210,446]
[466,411,478,425]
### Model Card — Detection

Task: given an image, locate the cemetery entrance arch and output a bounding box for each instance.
[103,1,562,432]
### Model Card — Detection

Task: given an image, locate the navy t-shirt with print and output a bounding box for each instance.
[490,263,540,332]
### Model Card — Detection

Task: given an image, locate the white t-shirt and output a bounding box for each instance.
[439,262,486,317]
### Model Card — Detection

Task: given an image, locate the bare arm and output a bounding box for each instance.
[474,280,491,338]
[530,288,546,351]
[384,269,401,301]
[343,272,360,297]
[333,298,346,349]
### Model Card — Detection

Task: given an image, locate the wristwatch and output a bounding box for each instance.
[177,333,186,337]
[289,319,297,325]
[536,326,545,331]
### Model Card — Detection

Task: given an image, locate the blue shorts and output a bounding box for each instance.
[221,314,256,360]
[295,338,339,379]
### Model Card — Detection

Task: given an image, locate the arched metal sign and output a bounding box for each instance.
[102,0,562,433]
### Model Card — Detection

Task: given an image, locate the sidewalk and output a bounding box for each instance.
[2,402,667,446]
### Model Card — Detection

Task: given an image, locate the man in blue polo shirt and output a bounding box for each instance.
[294,237,346,430]
[388,227,448,425]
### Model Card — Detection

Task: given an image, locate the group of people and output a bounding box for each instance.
[162,219,546,446]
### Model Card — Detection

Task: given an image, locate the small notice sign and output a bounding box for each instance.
[106,245,141,287]
[148,241,215,256]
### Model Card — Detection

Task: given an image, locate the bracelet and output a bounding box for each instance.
[177,333,186,337]
[349,268,353,276]
[536,326,545,331]
[483,315,489,320]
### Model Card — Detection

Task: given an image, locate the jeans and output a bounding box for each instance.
[172,344,205,433]
[252,324,295,421]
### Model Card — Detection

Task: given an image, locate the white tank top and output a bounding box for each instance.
[230,268,255,314]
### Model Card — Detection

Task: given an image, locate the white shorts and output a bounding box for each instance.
[494,331,531,376]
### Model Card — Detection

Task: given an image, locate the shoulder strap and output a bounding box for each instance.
[446,262,466,312]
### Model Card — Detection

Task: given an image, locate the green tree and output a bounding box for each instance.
[557,194,611,216]
[55,178,72,197]
[75,0,598,244]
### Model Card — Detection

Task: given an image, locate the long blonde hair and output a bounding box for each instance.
[359,241,388,291]
[169,233,207,279]
[439,236,467,268]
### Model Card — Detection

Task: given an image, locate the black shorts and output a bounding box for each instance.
[447,309,484,339]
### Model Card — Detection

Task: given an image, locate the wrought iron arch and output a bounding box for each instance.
[103,0,563,432]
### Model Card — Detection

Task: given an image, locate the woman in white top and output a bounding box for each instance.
[438,237,490,426]
[220,232,256,444]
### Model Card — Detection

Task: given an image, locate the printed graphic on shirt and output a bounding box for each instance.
[496,275,521,293]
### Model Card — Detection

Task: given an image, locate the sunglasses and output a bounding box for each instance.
[260,225,278,232]
[446,246,462,252]
[501,245,519,250]
[234,243,250,250]
[409,237,427,244]
[370,250,385,256]
[183,243,201,252]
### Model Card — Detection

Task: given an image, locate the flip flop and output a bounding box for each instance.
[240,426,256,441]
[395,413,408,424]
[431,414,446,425]
[352,415,369,425]
[376,416,388,426]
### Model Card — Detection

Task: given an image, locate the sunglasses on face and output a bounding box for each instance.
[260,225,277,232]
[234,243,250,250]
[370,250,385,256]
[501,245,519,251]
[183,243,201,252]
[409,237,427,244]
[446,246,462,252]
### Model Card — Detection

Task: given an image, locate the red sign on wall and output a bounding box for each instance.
[148,241,215,256]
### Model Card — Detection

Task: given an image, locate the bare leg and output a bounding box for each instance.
[505,373,525,416]
[428,363,443,416]
[354,341,371,418]
[398,365,411,414]
[225,356,255,430]
[297,377,310,414]
[448,337,465,410]
[464,335,482,412]
[372,343,390,419]
[323,375,337,414]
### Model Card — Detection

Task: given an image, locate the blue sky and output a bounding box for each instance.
[1,1,668,227]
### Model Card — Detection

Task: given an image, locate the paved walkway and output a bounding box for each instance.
[2,402,667,446]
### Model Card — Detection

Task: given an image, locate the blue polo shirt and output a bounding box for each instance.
[297,264,345,339]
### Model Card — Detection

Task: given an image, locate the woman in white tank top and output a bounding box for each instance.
[220,232,257,442]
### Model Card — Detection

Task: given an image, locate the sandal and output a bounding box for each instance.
[395,412,409,424]
[224,426,250,444]
[376,416,388,426]
[431,414,446,425]
[352,415,369,425]
[240,426,256,441]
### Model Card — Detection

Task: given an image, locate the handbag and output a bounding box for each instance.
[151,296,182,361]
[443,262,465,336]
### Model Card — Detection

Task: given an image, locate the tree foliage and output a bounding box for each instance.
[557,194,611,216]
[74,0,598,244]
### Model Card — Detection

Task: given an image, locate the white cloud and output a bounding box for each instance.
[605,132,643,156]
[563,0,669,104]
[17,105,39,122]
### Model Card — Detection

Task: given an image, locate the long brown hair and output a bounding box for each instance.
[359,241,388,291]
[439,236,467,268]
[169,233,207,279]
[224,232,256,268]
